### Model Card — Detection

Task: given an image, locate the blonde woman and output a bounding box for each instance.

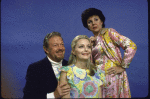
[59,35,105,98]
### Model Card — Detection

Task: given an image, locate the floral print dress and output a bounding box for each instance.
[92,28,137,98]
[61,64,105,98]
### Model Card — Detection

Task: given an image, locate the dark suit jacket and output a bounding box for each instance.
[23,57,68,99]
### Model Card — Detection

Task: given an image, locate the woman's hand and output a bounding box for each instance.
[107,66,125,77]
[90,36,96,46]
[59,71,71,98]
[54,81,70,98]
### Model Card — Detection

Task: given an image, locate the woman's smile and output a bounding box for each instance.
[73,39,91,60]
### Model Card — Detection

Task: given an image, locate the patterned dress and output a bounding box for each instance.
[61,64,105,98]
[92,28,137,98]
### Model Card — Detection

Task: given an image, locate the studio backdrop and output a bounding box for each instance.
[1,0,148,98]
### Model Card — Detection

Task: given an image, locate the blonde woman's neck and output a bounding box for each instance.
[75,60,87,69]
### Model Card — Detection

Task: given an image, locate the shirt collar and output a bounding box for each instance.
[100,28,108,35]
[47,56,62,66]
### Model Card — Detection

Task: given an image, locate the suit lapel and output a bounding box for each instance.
[44,57,68,68]
[43,57,56,76]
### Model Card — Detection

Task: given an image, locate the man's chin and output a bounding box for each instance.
[56,56,64,61]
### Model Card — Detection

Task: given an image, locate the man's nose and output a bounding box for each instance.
[58,45,64,49]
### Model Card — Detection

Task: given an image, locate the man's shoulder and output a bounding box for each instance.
[28,57,49,69]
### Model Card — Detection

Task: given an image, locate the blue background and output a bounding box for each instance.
[1,0,148,98]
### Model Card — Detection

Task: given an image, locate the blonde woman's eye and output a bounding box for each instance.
[88,46,91,48]
[79,46,83,48]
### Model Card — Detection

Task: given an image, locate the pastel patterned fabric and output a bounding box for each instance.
[53,65,62,81]
[92,28,137,98]
[61,64,105,98]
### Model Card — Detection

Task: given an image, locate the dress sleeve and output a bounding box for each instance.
[61,66,74,86]
[108,28,137,68]
[94,69,106,87]
[99,70,106,86]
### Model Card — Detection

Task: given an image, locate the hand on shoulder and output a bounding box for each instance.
[90,36,96,46]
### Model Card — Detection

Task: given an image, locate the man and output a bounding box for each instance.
[23,32,70,99]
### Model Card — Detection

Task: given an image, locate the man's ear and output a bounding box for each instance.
[43,47,49,54]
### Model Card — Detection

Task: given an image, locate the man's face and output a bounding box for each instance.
[44,36,65,62]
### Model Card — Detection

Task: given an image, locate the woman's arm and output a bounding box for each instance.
[108,28,137,68]
[59,71,70,98]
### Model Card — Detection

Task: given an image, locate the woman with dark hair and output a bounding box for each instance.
[81,8,137,98]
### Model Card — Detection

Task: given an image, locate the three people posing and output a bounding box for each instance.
[23,8,137,98]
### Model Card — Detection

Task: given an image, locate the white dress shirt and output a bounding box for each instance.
[46,56,63,98]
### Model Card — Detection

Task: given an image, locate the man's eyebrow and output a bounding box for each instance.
[52,42,64,44]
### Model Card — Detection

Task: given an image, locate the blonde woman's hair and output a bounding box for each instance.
[68,35,97,76]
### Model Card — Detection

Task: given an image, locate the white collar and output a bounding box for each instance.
[47,56,62,66]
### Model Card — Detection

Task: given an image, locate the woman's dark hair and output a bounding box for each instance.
[81,8,105,29]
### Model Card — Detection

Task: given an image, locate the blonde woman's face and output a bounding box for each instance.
[73,39,91,61]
